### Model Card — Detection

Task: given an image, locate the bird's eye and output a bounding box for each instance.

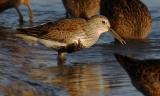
[102,21,105,24]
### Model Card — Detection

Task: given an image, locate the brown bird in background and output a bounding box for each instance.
[115,53,160,96]
[0,0,33,23]
[101,0,152,40]
[62,0,100,19]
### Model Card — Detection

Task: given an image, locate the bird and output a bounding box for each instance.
[115,53,160,96]
[62,0,100,19]
[15,15,125,64]
[100,0,152,40]
[0,0,33,23]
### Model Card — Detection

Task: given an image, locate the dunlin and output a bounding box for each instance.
[115,53,160,96]
[16,15,125,63]
[0,0,33,23]
[100,0,152,40]
[62,0,100,19]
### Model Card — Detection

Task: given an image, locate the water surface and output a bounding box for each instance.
[0,0,160,96]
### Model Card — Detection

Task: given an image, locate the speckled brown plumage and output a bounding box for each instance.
[100,0,152,40]
[17,15,125,63]
[62,0,100,18]
[17,18,87,43]
[115,53,160,96]
[0,0,33,22]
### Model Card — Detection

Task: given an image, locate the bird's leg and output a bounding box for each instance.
[66,12,72,18]
[21,0,33,25]
[15,6,23,24]
[66,12,69,18]
[57,52,66,65]
[27,4,33,23]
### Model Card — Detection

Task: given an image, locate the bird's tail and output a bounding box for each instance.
[15,28,39,43]
[15,33,39,42]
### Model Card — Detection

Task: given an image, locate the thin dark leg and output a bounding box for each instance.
[66,12,69,18]
[57,52,65,65]
[15,7,23,24]
[27,4,33,24]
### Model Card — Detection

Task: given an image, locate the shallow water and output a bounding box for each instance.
[0,0,160,96]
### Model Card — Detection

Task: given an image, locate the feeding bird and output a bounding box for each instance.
[62,0,100,19]
[16,15,125,63]
[115,53,160,96]
[0,0,33,23]
[100,0,152,40]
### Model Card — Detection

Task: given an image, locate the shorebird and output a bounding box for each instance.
[16,15,125,63]
[100,0,152,40]
[115,53,160,96]
[62,0,100,19]
[0,0,33,23]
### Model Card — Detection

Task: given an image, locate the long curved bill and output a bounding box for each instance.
[109,28,126,45]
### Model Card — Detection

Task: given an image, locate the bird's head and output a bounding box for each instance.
[89,15,110,32]
[89,15,126,44]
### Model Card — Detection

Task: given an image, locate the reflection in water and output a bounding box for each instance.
[0,0,159,95]
[30,64,110,96]
[115,53,160,96]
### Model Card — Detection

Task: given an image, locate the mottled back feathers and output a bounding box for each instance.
[17,18,87,43]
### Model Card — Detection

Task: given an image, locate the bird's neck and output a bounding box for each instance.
[79,24,103,48]
[83,24,102,40]
[85,22,105,36]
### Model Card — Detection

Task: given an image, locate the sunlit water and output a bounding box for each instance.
[0,0,159,96]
